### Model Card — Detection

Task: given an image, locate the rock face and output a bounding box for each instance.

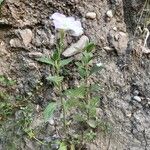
[0,0,150,150]
[108,30,128,54]
[10,29,33,48]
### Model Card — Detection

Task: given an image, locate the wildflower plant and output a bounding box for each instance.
[37,12,104,149]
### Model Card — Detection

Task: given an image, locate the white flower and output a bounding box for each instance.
[50,12,83,36]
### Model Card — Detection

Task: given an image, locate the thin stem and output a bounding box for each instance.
[55,30,67,135]
[85,64,90,120]
[59,85,67,133]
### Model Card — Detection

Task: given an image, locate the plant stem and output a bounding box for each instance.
[59,85,67,133]
[56,30,67,134]
[85,64,90,120]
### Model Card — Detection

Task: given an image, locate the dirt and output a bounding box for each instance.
[0,0,150,150]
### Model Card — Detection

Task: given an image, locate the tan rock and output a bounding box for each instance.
[86,12,96,19]
[19,29,33,47]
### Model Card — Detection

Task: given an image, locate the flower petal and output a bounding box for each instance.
[68,20,83,36]
[50,12,83,36]
[50,12,66,20]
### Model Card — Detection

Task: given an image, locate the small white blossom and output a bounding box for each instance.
[96,62,103,67]
[50,12,83,36]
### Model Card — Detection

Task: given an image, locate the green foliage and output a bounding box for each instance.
[43,102,57,122]
[0,0,4,5]
[83,130,96,142]
[36,57,54,66]
[65,86,86,99]
[47,76,64,85]
[36,29,108,149]
[0,102,13,120]
[60,58,72,67]
[83,42,95,53]
[58,142,67,150]
[0,75,16,86]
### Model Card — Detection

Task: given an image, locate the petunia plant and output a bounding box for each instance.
[37,12,105,149]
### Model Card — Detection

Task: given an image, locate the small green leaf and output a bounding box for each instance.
[90,64,103,75]
[89,97,100,107]
[82,52,93,63]
[75,62,82,67]
[47,76,64,85]
[43,102,57,121]
[64,99,80,111]
[84,42,95,52]
[74,114,87,122]
[0,75,16,86]
[78,67,87,78]
[58,142,67,150]
[36,57,54,66]
[60,58,73,67]
[65,86,86,99]
[87,120,97,128]
[52,50,60,61]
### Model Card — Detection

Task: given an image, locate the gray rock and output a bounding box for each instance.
[133,96,142,102]
[133,90,139,96]
[106,10,113,18]
[103,46,113,51]
[0,41,7,56]
[10,38,22,48]
[28,52,43,58]
[62,35,89,57]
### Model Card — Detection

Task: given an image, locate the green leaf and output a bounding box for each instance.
[47,76,64,85]
[87,120,97,128]
[65,86,86,99]
[43,102,57,121]
[0,75,16,86]
[0,0,4,5]
[87,97,100,118]
[82,52,93,64]
[52,50,60,61]
[74,114,87,122]
[78,67,87,78]
[64,99,80,111]
[89,97,100,107]
[90,64,103,75]
[84,42,95,52]
[60,58,73,67]
[36,57,54,66]
[58,142,67,150]
[75,62,82,67]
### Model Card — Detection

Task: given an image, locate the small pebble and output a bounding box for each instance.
[48,118,54,125]
[103,46,113,51]
[113,27,117,31]
[106,10,113,18]
[86,12,96,19]
[28,52,43,58]
[133,90,139,96]
[133,96,142,102]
